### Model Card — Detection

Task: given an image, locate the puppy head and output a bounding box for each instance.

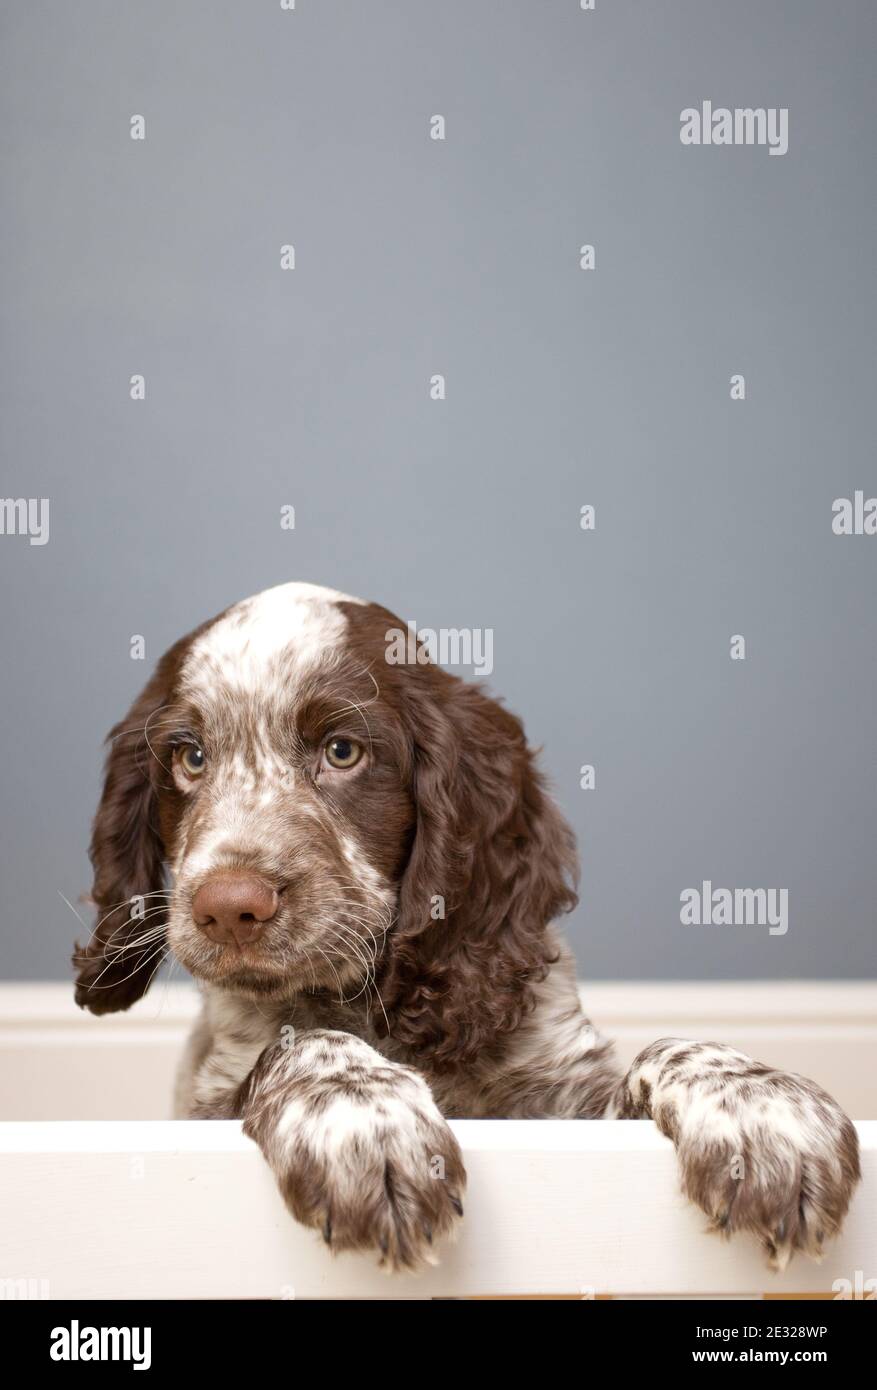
[74,582,577,1066]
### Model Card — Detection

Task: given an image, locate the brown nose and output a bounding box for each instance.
[191,873,279,947]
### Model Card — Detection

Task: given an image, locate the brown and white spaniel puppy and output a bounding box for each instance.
[73,581,860,1271]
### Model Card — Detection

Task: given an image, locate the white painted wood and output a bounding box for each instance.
[0,1119,873,1299]
[1,981,874,1119]
[0,984,874,1298]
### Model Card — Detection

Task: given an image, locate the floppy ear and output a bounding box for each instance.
[379,672,578,1068]
[72,649,182,1014]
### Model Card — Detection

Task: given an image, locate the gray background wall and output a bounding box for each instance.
[2,0,875,982]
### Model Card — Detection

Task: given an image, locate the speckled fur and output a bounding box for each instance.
[74,581,861,1273]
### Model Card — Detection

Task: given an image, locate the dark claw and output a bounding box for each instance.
[422,1223,433,1244]
[322,1216,332,1245]
[449,1194,464,1217]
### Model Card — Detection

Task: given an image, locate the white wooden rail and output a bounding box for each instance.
[0,1118,874,1299]
[1,983,875,1298]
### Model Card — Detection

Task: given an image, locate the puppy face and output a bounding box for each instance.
[151,585,415,1000]
[75,580,577,1068]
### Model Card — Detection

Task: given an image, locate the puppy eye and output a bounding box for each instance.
[178,744,206,777]
[324,737,362,770]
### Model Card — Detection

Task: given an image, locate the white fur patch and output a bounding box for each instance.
[181,581,363,699]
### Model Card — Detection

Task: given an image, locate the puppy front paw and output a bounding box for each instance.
[620,1039,861,1269]
[244,1048,465,1272]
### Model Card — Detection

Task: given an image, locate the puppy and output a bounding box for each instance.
[73,581,860,1271]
